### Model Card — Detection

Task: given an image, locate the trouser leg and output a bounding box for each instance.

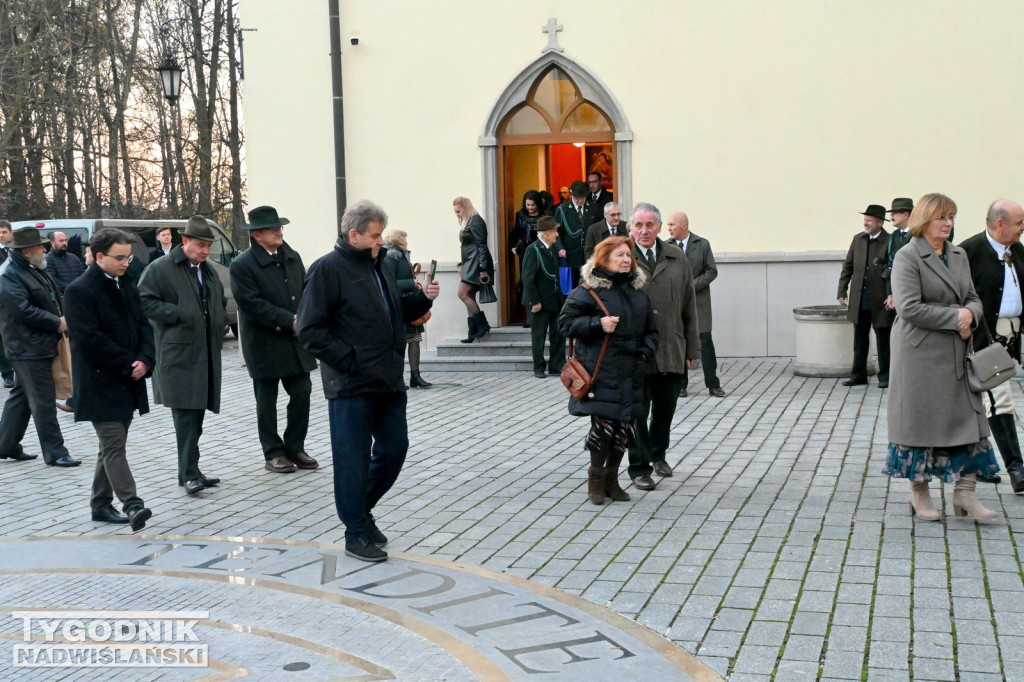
[628,374,656,479]
[91,420,141,513]
[983,383,1023,470]
[0,372,32,458]
[0,333,12,380]
[529,311,548,372]
[281,373,312,455]
[171,408,204,482]
[12,359,67,464]
[365,392,409,511]
[253,377,284,460]
[875,324,891,383]
[547,311,566,372]
[647,372,684,463]
[700,331,720,389]
[850,309,871,381]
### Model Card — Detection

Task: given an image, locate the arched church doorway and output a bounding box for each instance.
[498,66,615,325]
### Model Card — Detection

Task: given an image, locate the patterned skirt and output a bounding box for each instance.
[585,417,636,454]
[882,439,1000,483]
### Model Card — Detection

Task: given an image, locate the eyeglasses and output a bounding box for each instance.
[105,254,134,263]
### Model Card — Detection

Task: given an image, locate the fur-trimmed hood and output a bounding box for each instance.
[580,259,647,290]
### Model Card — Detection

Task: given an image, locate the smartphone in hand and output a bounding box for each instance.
[428,259,437,283]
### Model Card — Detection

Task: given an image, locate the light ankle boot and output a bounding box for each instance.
[909,480,940,521]
[603,449,630,502]
[953,474,999,520]
[587,466,606,505]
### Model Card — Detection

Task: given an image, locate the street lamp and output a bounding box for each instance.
[156,55,183,102]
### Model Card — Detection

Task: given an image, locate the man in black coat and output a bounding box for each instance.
[838,204,895,387]
[64,229,155,530]
[0,227,79,466]
[585,172,614,225]
[298,199,438,563]
[554,180,589,286]
[0,220,13,388]
[522,216,566,377]
[884,197,914,310]
[960,199,1024,492]
[231,206,318,475]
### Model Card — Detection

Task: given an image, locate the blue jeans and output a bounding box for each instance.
[328,391,408,542]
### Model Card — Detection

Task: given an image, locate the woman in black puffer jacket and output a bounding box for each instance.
[558,236,657,506]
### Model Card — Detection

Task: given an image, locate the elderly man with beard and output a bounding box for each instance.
[0,227,80,466]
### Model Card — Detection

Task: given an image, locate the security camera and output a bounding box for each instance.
[350,36,359,46]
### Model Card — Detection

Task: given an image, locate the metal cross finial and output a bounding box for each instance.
[542,18,564,52]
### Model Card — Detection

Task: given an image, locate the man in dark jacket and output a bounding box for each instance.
[554,180,590,287]
[45,231,85,293]
[667,211,726,397]
[0,220,13,388]
[838,204,895,387]
[961,199,1024,492]
[298,199,438,563]
[522,216,566,377]
[64,228,155,530]
[231,205,318,475]
[627,203,700,490]
[583,202,628,260]
[139,216,227,495]
[884,197,914,310]
[0,227,79,466]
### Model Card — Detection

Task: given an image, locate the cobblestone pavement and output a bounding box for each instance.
[2,340,1024,680]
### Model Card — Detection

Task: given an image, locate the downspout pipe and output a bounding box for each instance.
[328,0,347,233]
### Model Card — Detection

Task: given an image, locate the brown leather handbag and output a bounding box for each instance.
[560,287,610,400]
[409,263,431,326]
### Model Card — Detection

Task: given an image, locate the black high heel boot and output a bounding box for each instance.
[460,316,478,343]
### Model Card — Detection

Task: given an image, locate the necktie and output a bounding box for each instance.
[646,249,656,270]
[609,227,615,237]
[577,205,583,222]
[593,194,599,202]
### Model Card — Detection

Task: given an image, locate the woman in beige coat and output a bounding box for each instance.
[884,193,1000,521]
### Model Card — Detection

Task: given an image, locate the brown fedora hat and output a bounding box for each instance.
[887,197,914,214]
[179,215,215,241]
[10,226,50,249]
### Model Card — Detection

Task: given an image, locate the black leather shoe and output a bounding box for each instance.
[0,452,36,461]
[1009,464,1024,494]
[367,513,388,548]
[49,455,81,467]
[709,387,727,397]
[877,381,889,389]
[91,505,129,524]
[653,461,673,477]
[345,537,388,562]
[184,479,205,495]
[679,389,688,398]
[2,376,13,389]
[286,452,319,470]
[200,474,221,487]
[976,472,1002,484]
[126,506,152,532]
[632,475,656,490]
[534,371,546,378]
[842,379,867,387]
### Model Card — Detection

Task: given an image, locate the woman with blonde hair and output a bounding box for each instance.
[453,196,494,343]
[558,236,657,505]
[884,192,1000,520]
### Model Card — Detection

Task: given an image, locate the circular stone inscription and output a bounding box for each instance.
[0,535,720,680]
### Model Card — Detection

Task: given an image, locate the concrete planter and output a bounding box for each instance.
[793,305,877,377]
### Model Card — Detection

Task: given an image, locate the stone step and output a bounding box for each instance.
[436,339,540,357]
[418,351,537,372]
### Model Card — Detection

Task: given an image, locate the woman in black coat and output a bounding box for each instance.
[510,190,542,324]
[558,236,658,506]
[453,196,494,343]
[383,229,431,388]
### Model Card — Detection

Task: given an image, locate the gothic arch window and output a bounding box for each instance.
[499,67,613,143]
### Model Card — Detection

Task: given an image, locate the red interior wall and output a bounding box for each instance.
[549,144,582,196]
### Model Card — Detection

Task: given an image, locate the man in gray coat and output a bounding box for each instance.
[231,206,319,475]
[627,202,701,489]
[667,211,726,397]
[139,216,227,495]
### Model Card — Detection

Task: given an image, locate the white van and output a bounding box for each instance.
[10,218,240,335]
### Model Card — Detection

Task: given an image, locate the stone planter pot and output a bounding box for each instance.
[792,305,877,377]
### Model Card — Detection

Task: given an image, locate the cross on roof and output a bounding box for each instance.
[542,18,564,53]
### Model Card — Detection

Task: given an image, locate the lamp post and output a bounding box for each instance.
[155,19,186,103]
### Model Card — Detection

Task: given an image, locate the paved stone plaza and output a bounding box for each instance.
[1,339,1024,681]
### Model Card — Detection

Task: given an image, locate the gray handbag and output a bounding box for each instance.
[966,338,1016,393]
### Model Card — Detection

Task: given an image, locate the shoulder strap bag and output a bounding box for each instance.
[560,287,611,400]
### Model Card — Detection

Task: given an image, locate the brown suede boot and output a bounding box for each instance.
[604,448,630,502]
[587,467,606,505]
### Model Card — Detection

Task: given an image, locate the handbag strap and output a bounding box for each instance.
[568,286,612,383]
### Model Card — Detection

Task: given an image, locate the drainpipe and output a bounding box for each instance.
[328,0,347,233]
